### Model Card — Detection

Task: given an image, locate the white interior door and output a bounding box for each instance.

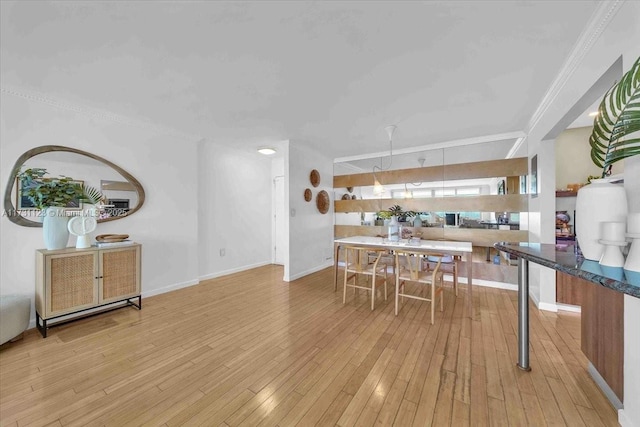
[273,176,286,265]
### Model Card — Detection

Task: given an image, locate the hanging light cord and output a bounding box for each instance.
[373,137,393,174]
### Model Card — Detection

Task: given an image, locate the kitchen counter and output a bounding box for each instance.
[494,242,640,426]
[494,242,639,298]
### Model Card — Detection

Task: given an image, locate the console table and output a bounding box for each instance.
[35,243,142,337]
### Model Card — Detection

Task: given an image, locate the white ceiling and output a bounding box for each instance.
[0,1,600,159]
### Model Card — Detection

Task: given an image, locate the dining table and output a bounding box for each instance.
[333,235,474,316]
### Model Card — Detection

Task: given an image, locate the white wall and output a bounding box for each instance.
[197,140,273,279]
[556,126,623,189]
[0,93,201,323]
[286,142,334,281]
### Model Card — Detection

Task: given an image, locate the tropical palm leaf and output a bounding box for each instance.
[589,56,640,177]
[80,184,104,205]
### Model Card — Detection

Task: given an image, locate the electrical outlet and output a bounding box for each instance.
[220,248,225,257]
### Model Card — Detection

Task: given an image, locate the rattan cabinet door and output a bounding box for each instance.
[99,246,141,304]
[46,252,99,318]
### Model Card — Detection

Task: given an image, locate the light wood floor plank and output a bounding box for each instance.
[0,265,620,427]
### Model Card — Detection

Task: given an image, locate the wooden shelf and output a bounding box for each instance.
[556,190,578,197]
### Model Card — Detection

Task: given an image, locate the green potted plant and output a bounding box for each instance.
[589,56,639,177]
[17,168,102,250]
[576,56,639,260]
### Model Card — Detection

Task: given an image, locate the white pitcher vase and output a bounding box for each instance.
[43,206,70,250]
[575,178,627,261]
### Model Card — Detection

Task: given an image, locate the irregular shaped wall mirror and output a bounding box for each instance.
[4,145,145,227]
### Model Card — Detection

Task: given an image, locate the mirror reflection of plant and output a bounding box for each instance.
[387,205,418,218]
[17,168,102,210]
[388,205,404,217]
[377,210,392,220]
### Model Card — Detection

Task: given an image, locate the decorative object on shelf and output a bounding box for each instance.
[599,239,627,268]
[346,187,353,193]
[341,194,350,200]
[316,190,330,214]
[96,233,129,243]
[304,188,312,202]
[625,213,640,278]
[42,207,70,250]
[589,56,639,178]
[351,195,357,200]
[598,222,627,267]
[575,178,627,261]
[68,214,97,249]
[310,169,320,187]
[556,211,572,235]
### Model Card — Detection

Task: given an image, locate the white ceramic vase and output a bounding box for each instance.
[43,207,70,250]
[575,178,628,261]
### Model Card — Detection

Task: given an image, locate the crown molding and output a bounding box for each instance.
[0,84,203,143]
[526,0,624,134]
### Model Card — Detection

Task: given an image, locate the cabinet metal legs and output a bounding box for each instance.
[35,296,142,338]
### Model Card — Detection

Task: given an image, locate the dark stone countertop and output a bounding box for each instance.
[494,242,640,299]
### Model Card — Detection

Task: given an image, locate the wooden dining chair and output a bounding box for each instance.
[394,250,444,324]
[423,254,459,296]
[343,245,390,310]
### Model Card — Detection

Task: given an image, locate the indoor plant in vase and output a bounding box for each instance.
[576,56,639,261]
[17,168,102,250]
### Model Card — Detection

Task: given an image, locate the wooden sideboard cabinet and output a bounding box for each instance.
[35,244,142,337]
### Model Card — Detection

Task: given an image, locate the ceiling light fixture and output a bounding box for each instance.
[372,125,397,195]
[258,147,276,155]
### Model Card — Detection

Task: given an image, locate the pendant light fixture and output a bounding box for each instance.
[372,125,397,195]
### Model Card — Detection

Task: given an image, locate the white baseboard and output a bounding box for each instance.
[537,302,559,313]
[619,408,633,427]
[199,261,271,281]
[556,303,581,313]
[286,261,335,282]
[143,279,200,298]
[587,362,623,410]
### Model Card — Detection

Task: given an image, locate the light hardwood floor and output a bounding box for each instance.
[0,265,618,426]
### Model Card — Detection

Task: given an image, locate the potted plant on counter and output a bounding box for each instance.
[17,168,102,250]
[576,56,639,261]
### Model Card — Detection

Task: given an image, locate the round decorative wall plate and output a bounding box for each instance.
[310,169,320,187]
[304,188,312,202]
[316,190,330,214]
